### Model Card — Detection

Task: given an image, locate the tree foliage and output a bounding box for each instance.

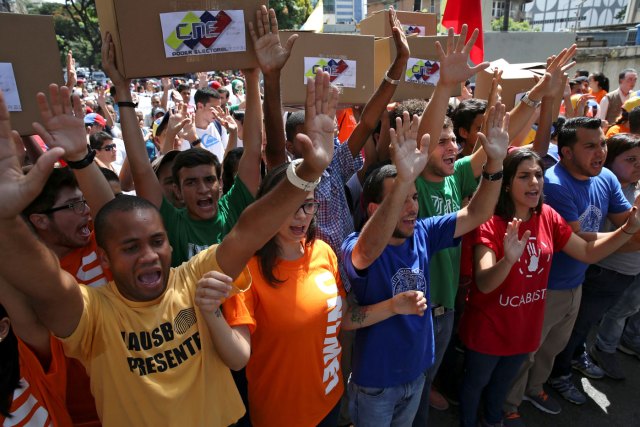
[28,1,101,69]
[271,0,313,30]
[490,18,540,32]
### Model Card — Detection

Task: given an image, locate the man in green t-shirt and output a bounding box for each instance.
[106,59,264,266]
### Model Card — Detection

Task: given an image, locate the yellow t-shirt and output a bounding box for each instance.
[60,245,250,426]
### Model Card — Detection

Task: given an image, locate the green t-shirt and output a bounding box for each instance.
[416,156,478,308]
[161,177,254,267]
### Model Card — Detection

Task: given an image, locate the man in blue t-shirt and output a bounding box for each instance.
[342,107,509,425]
[505,117,633,416]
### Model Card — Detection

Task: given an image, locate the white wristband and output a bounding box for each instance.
[286,159,321,192]
[384,72,400,85]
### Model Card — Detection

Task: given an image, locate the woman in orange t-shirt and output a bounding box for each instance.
[0,298,72,427]
[225,164,346,427]
[588,72,609,104]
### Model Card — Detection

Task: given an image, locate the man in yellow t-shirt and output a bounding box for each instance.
[0,66,339,425]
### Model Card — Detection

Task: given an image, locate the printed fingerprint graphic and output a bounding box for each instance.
[174,308,197,334]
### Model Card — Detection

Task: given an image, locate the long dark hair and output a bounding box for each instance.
[495,149,545,220]
[255,163,317,287]
[0,304,20,418]
[605,133,640,169]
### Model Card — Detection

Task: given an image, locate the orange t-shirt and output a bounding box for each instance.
[59,232,106,426]
[606,123,629,138]
[592,88,607,104]
[0,337,72,427]
[224,240,346,427]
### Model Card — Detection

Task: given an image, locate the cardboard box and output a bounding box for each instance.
[94,0,266,78]
[278,32,375,106]
[374,35,460,101]
[359,10,437,37]
[0,13,63,136]
[475,59,547,111]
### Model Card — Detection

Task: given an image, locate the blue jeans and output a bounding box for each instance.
[412,308,455,427]
[552,265,635,377]
[460,349,527,427]
[596,272,640,352]
[348,373,426,427]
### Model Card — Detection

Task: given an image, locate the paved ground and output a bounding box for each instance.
[429,348,640,426]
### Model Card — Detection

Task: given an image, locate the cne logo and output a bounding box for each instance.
[165,11,232,50]
[304,57,357,88]
[306,59,349,83]
[405,58,440,86]
[403,25,423,35]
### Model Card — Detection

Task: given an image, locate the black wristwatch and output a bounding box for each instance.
[66,148,96,170]
[190,138,202,147]
[482,165,503,181]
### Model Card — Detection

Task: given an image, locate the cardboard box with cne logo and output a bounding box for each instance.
[94,0,266,78]
[359,9,437,38]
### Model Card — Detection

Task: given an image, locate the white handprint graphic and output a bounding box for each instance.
[527,241,541,272]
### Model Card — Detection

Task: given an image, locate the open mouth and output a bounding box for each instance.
[137,269,162,288]
[78,224,91,238]
[290,225,306,236]
[591,161,603,169]
[443,157,455,166]
[196,197,214,208]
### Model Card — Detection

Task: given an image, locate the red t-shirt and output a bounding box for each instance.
[459,205,572,355]
[0,337,72,427]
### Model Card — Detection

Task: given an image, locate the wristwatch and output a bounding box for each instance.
[519,91,542,109]
[482,165,503,181]
[66,148,96,170]
[286,159,321,191]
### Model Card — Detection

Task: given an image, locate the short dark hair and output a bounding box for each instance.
[630,106,640,134]
[23,167,78,217]
[495,149,544,220]
[177,84,190,93]
[194,87,220,106]
[171,148,221,188]
[218,88,230,97]
[390,99,427,129]
[285,111,305,142]
[94,195,161,250]
[222,147,243,195]
[453,98,487,143]
[255,163,316,287]
[605,133,640,169]
[362,164,397,214]
[619,68,637,83]
[89,131,113,150]
[100,167,120,184]
[557,117,602,158]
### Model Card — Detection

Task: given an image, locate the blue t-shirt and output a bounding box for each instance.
[341,213,458,388]
[544,163,630,290]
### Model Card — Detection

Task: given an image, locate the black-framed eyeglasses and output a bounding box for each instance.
[298,200,320,215]
[42,199,89,215]
[98,143,117,151]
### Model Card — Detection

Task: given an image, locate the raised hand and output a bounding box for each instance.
[296,70,338,175]
[478,102,510,163]
[392,290,427,316]
[32,84,88,162]
[0,89,63,220]
[389,111,429,183]
[165,104,192,143]
[436,25,489,88]
[65,50,77,88]
[503,219,531,264]
[195,271,233,313]
[213,106,237,132]
[389,7,410,61]
[249,5,298,75]
[533,45,577,99]
[196,72,208,88]
[101,32,131,89]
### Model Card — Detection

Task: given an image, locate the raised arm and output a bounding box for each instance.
[102,32,164,208]
[250,5,298,170]
[417,25,489,155]
[33,84,114,212]
[234,68,263,196]
[216,70,337,279]
[65,50,77,89]
[474,219,531,294]
[346,7,410,158]
[454,104,509,238]
[0,90,84,339]
[351,112,429,270]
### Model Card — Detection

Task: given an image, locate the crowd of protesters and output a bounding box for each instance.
[1,5,640,427]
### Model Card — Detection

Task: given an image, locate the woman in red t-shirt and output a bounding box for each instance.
[458,149,640,427]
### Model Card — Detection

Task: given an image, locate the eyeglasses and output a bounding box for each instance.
[98,143,117,151]
[42,199,89,215]
[297,200,320,215]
